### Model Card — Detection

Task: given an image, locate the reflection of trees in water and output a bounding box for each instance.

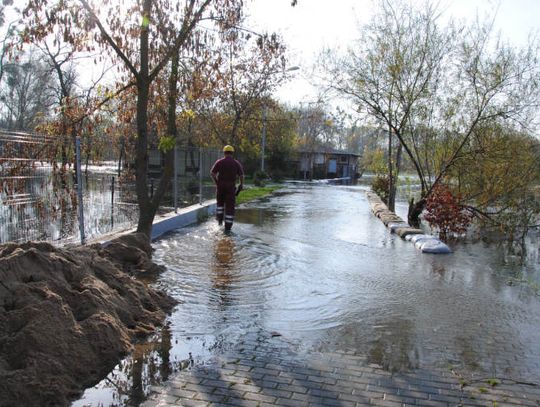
[367,318,419,372]
[96,323,194,406]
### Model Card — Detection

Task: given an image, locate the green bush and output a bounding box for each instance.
[253,170,268,187]
[371,176,389,203]
[270,169,285,182]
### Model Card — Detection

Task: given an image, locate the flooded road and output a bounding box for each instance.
[74,184,540,406]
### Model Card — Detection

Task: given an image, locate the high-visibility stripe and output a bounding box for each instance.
[225,220,233,225]
[225,215,234,220]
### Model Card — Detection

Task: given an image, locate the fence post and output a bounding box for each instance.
[76,137,86,245]
[174,145,178,213]
[111,176,115,228]
[199,147,203,205]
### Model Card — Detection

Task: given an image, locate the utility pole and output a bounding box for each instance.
[261,105,267,173]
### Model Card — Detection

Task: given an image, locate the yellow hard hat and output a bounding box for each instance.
[223,145,235,153]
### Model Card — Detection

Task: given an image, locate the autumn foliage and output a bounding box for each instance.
[424,183,472,240]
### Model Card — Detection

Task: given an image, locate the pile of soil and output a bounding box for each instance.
[0,233,177,407]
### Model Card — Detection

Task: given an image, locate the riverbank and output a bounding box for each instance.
[0,233,176,407]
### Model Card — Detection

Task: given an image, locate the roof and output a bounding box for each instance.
[297,148,360,157]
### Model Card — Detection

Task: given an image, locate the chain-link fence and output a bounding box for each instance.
[0,129,221,245]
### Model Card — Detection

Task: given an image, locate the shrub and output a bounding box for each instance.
[371,176,389,203]
[424,183,472,240]
[253,170,268,187]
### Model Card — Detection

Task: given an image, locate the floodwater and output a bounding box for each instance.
[74,184,540,406]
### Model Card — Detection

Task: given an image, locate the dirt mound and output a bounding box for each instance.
[0,233,177,407]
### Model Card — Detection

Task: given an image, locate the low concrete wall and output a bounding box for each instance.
[150,200,216,241]
[94,200,216,246]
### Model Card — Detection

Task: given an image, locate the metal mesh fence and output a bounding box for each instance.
[0,129,221,245]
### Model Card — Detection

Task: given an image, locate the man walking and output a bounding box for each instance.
[211,145,244,231]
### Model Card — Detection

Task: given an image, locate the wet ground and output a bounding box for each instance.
[73,184,540,406]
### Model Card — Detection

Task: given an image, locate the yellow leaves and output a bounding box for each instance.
[96,85,116,100]
[181,109,196,120]
[158,135,176,153]
[141,15,151,29]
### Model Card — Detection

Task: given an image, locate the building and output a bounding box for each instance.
[292,148,360,180]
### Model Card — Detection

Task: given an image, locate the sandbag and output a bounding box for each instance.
[420,239,452,254]
[380,215,404,226]
[396,227,424,238]
[409,234,433,243]
[415,237,439,249]
[388,222,409,233]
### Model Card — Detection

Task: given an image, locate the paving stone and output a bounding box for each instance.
[167,387,197,399]
[280,371,309,381]
[369,399,405,407]
[276,382,310,394]
[261,374,293,385]
[382,392,417,404]
[193,391,226,403]
[321,382,358,394]
[320,397,356,407]
[428,392,464,404]
[242,391,277,403]
[276,397,310,407]
[307,374,337,385]
[259,387,294,399]
[201,378,234,390]
[172,400,207,407]
[221,397,259,407]
[233,382,266,393]
[307,388,340,399]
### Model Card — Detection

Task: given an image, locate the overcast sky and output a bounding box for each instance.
[244,0,540,105]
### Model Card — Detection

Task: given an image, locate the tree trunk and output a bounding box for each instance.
[136,46,179,237]
[134,0,153,238]
[134,77,152,236]
[408,197,425,228]
[388,142,403,212]
[387,126,393,210]
[117,136,124,177]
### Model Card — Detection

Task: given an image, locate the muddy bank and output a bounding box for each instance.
[0,233,177,407]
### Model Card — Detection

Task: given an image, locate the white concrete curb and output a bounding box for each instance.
[150,200,216,241]
[94,200,216,246]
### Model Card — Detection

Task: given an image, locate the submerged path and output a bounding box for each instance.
[77,185,540,406]
[142,330,540,406]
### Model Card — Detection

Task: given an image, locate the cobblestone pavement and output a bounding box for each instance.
[141,331,540,407]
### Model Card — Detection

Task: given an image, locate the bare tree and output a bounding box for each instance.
[322,0,540,226]
[0,50,55,130]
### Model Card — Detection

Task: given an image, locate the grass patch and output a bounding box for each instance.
[487,378,499,387]
[236,185,281,204]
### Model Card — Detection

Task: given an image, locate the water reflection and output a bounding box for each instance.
[212,235,236,308]
[368,318,419,372]
[73,323,194,407]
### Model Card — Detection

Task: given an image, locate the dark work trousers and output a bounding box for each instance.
[216,184,236,230]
